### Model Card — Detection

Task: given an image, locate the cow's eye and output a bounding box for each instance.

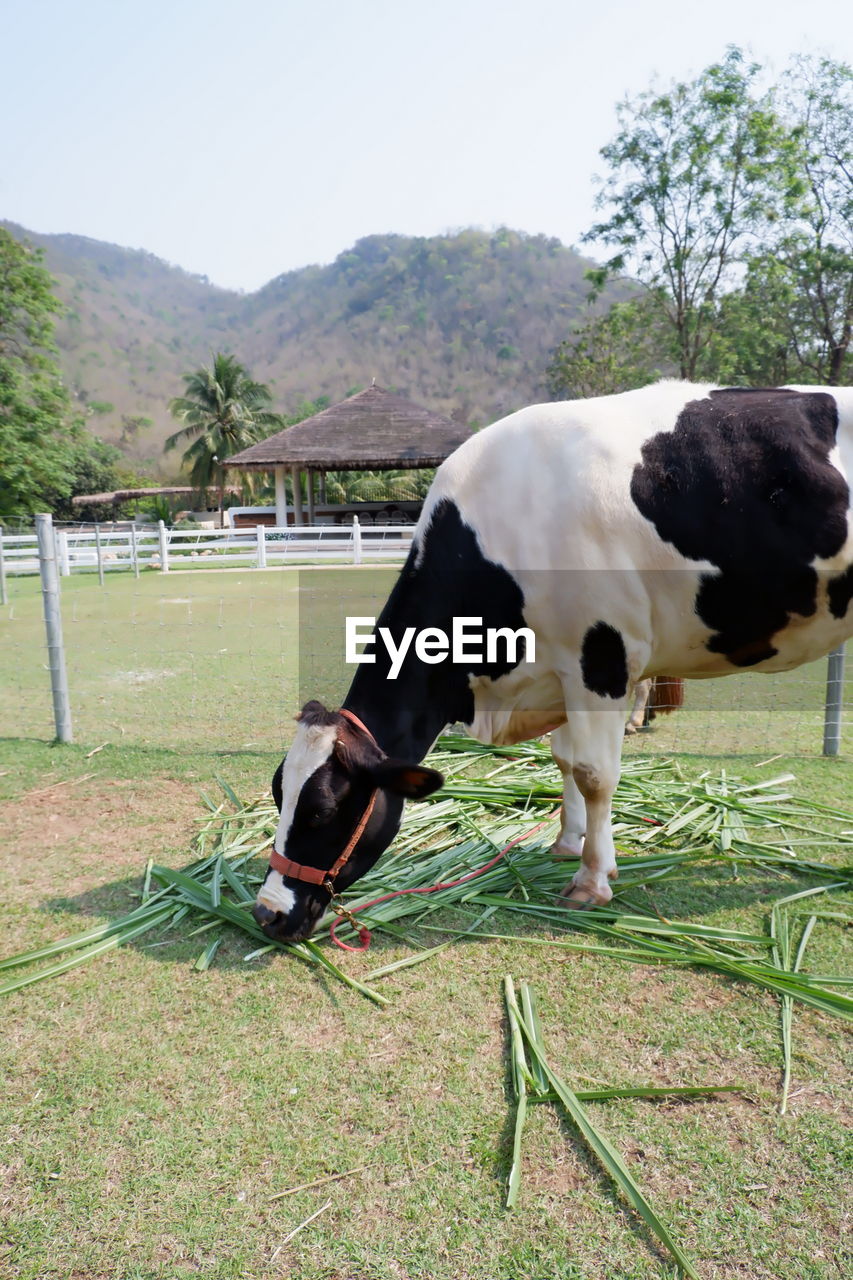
[309,803,336,828]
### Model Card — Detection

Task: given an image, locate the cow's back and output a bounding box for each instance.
[415,381,853,681]
[419,382,717,571]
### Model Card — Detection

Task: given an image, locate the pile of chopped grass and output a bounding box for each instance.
[3,739,851,1037]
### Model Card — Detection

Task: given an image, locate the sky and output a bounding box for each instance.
[3,0,851,293]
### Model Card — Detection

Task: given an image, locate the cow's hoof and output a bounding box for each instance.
[557,869,615,909]
[550,840,583,861]
[556,889,600,910]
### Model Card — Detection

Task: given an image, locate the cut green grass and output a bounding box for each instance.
[504,977,705,1276]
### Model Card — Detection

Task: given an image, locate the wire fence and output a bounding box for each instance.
[1,515,849,759]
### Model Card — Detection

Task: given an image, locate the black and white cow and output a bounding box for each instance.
[253,382,853,942]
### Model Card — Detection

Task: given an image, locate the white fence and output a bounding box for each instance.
[0,516,415,585]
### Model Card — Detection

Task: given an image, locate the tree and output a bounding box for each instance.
[0,229,84,520]
[584,47,798,379]
[166,353,284,512]
[753,56,852,384]
[699,271,795,385]
[691,56,853,387]
[546,298,668,399]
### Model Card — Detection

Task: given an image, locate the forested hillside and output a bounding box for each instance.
[4,223,604,473]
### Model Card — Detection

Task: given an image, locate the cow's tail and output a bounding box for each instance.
[648,676,684,719]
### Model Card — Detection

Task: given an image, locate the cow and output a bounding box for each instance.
[624,676,684,734]
[252,382,853,943]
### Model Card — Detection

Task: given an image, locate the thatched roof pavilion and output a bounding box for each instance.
[226,384,469,524]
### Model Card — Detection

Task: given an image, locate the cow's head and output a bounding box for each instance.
[252,701,443,943]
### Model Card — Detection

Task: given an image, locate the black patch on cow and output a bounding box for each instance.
[630,389,849,666]
[346,498,529,756]
[580,622,629,699]
[271,761,283,813]
[828,565,853,620]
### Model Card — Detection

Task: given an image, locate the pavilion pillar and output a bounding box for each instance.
[306,468,316,524]
[291,466,304,525]
[318,472,326,505]
[274,466,288,527]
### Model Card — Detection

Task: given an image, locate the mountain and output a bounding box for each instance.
[5,222,605,476]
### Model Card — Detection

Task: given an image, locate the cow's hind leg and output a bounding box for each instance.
[554,706,626,908]
[625,678,651,735]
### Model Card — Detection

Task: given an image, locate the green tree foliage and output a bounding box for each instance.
[562,50,851,392]
[0,229,90,519]
[166,352,284,508]
[748,57,852,384]
[48,436,134,522]
[584,47,799,380]
[546,298,668,399]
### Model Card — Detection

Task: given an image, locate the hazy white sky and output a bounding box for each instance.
[3,0,851,292]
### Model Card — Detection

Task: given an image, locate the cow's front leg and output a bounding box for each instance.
[549,723,585,858]
[555,708,625,908]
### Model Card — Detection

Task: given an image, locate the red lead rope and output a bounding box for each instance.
[329,810,559,952]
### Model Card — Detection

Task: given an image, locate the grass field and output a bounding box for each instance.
[2,567,850,756]
[2,569,852,1280]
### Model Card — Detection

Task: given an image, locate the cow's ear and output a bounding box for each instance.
[368,760,444,799]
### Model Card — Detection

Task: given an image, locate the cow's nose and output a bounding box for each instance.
[252,903,281,929]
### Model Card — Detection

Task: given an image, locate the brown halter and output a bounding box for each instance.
[268,709,379,889]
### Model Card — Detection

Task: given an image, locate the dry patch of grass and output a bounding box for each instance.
[3,778,199,883]
[0,775,204,967]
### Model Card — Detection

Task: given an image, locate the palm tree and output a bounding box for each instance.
[166,353,284,515]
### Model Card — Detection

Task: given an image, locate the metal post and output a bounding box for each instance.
[36,514,73,743]
[823,644,846,757]
[352,515,362,565]
[158,520,169,573]
[256,524,267,569]
[94,523,105,586]
[0,528,6,605]
[130,524,140,579]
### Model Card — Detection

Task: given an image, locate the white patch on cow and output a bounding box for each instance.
[257,875,297,916]
[272,721,338,856]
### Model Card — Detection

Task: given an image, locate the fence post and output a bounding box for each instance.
[130,525,140,579]
[36,514,73,743]
[158,520,170,573]
[352,515,362,565]
[256,524,267,569]
[94,523,105,586]
[0,528,6,605]
[823,644,846,757]
[57,528,71,577]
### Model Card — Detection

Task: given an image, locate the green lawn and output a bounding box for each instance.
[2,566,849,757]
[2,569,852,1280]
